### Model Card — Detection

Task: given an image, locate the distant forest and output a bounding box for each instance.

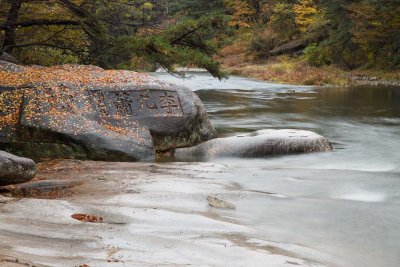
[1,0,399,77]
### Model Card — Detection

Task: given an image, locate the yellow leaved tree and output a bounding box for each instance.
[224,0,265,28]
[293,0,318,32]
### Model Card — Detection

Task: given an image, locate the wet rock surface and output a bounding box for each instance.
[0,160,327,267]
[0,151,36,186]
[207,195,236,209]
[174,129,332,160]
[3,179,82,198]
[0,63,216,161]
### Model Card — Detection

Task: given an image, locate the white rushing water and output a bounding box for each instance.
[152,72,400,267]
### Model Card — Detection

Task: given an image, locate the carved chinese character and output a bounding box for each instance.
[90,89,182,118]
[113,91,133,116]
[91,90,108,116]
[159,92,179,114]
[136,94,158,111]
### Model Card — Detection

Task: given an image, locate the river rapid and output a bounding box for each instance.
[153,72,400,267]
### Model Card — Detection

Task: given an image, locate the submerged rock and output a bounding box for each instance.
[207,195,235,209]
[0,151,36,186]
[0,64,216,161]
[174,129,332,160]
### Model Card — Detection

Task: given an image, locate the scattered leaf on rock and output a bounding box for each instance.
[71,213,103,223]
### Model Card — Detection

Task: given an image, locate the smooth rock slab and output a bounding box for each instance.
[174,129,332,160]
[0,151,36,186]
[0,160,328,267]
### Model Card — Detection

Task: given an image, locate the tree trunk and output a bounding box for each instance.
[2,0,22,53]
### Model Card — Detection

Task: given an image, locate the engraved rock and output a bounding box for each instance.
[0,64,217,161]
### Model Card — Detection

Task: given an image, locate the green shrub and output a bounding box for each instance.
[302,43,331,67]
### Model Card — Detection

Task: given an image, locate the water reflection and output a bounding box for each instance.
[195,85,400,136]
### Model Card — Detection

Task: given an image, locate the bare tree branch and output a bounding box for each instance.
[0,19,80,30]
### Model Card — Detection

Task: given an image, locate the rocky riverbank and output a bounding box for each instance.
[0,61,334,266]
[222,56,400,87]
[0,160,328,267]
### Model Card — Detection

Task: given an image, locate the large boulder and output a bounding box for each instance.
[0,63,216,161]
[174,129,332,160]
[0,150,35,186]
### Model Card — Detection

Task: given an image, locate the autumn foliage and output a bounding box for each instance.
[0,64,150,88]
[223,0,400,70]
[71,213,104,223]
[0,0,228,78]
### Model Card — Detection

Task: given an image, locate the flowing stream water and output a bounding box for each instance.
[153,72,400,267]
